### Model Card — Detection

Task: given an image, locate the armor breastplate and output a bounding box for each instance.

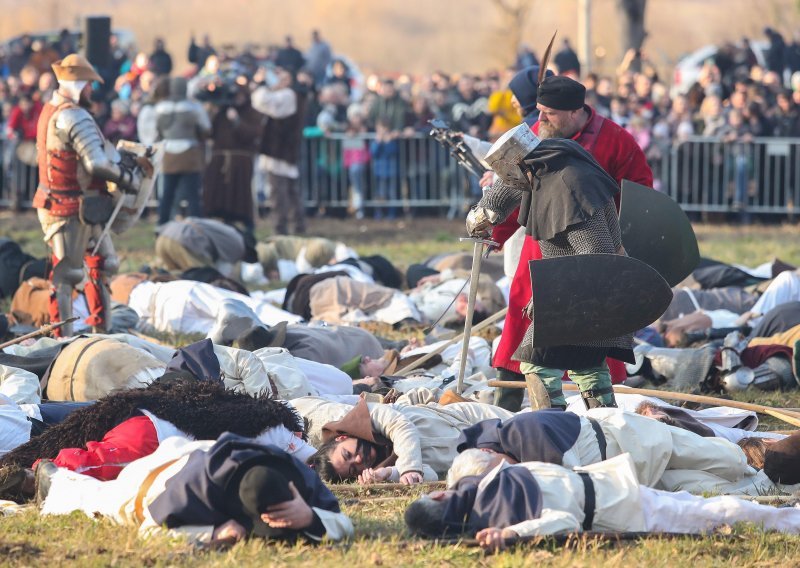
[33,95,106,216]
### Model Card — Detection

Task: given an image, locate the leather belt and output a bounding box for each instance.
[586,417,607,461]
[577,471,596,531]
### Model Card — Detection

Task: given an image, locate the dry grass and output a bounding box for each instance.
[2,212,800,564]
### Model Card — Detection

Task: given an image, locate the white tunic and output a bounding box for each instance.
[41,435,348,542]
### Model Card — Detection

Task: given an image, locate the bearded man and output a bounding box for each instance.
[484,75,653,411]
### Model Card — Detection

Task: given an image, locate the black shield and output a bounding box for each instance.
[619,180,699,286]
[530,254,672,347]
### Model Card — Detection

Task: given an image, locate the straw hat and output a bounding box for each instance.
[52,54,103,84]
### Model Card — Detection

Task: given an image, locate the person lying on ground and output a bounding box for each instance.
[337,336,494,400]
[295,396,511,484]
[37,432,352,544]
[586,392,785,443]
[155,217,258,280]
[453,406,765,494]
[406,450,800,550]
[0,377,311,501]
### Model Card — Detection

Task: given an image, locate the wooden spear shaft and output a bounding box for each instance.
[487,380,800,428]
[0,317,79,350]
[396,307,508,376]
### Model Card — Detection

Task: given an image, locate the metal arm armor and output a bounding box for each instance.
[57,108,142,193]
[476,176,524,222]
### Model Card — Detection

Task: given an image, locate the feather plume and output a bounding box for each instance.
[538,31,558,85]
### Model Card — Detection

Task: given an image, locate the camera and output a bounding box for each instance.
[195,75,240,107]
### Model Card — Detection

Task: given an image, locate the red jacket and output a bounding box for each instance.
[6,101,42,141]
[492,106,653,380]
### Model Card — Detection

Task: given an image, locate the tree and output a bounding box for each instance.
[617,0,647,52]
[489,0,536,67]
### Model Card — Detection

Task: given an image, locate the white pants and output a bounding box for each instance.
[640,486,800,534]
[41,469,114,518]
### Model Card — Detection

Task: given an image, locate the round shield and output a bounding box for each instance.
[619,180,700,287]
[530,254,672,347]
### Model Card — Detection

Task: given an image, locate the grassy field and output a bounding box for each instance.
[1,212,800,566]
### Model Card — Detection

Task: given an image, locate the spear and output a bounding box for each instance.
[0,317,79,350]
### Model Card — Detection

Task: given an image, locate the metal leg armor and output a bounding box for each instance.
[45,216,92,337]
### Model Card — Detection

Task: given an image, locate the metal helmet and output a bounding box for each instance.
[722,367,755,392]
[721,357,793,393]
[484,124,541,191]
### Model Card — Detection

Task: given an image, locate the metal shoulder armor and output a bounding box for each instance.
[58,108,142,192]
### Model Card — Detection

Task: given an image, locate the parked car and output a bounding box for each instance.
[670,41,768,97]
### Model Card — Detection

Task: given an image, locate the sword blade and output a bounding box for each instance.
[456,240,485,394]
[90,191,126,256]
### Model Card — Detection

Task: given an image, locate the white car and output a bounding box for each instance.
[670,41,768,97]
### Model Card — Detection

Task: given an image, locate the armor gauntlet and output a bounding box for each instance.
[466,206,500,238]
[60,108,142,193]
[474,177,524,223]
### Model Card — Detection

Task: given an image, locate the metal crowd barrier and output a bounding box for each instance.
[3,133,800,218]
[658,135,800,216]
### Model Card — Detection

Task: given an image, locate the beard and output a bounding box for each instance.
[78,90,92,109]
[538,121,567,139]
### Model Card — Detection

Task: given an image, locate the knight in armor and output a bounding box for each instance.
[33,54,145,336]
[467,124,633,410]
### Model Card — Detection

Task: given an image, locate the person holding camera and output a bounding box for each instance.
[203,79,265,236]
[155,76,211,226]
[252,65,308,235]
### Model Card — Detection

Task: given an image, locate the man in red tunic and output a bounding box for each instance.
[486,76,653,411]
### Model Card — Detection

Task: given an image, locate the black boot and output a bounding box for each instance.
[494,369,525,412]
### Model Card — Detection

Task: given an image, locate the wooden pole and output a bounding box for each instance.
[396,307,508,376]
[487,380,800,428]
[0,317,79,350]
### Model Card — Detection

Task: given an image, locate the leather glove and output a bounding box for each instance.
[466,206,499,238]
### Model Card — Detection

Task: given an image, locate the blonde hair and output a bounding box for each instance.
[446,448,495,488]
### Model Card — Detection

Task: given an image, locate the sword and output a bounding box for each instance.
[90,190,126,256]
[455,237,497,394]
[91,146,157,256]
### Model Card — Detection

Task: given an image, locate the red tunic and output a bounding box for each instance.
[492,106,654,381]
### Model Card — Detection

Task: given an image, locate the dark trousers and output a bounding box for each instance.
[270,172,305,235]
[493,368,526,412]
[159,172,202,225]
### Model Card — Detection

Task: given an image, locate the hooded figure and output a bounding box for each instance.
[507,65,555,126]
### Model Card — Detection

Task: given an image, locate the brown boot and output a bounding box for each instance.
[439,390,471,405]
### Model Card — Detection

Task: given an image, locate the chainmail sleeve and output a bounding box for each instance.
[540,200,622,257]
[57,108,141,192]
[476,177,524,221]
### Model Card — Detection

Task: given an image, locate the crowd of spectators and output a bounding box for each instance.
[2,26,800,217]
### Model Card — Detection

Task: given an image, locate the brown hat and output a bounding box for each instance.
[52,54,104,84]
